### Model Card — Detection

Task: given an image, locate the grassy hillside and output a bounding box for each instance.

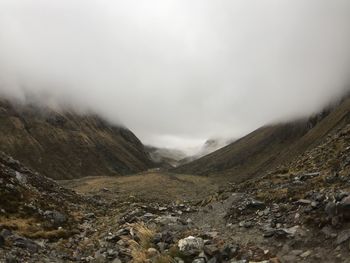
[0,99,154,179]
[175,97,350,182]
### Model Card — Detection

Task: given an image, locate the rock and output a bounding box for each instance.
[15,171,27,185]
[117,239,125,246]
[263,226,298,238]
[338,196,350,218]
[107,249,118,259]
[178,236,204,256]
[298,172,320,181]
[155,215,180,225]
[243,221,253,228]
[153,231,174,244]
[289,250,303,256]
[5,254,18,263]
[106,234,120,242]
[247,199,266,210]
[222,244,239,260]
[143,212,156,218]
[84,213,96,219]
[13,236,39,253]
[0,235,4,247]
[321,226,337,239]
[239,221,253,228]
[325,202,337,216]
[263,229,276,238]
[336,229,350,245]
[44,210,67,226]
[281,255,297,263]
[335,192,349,202]
[269,258,281,263]
[157,242,167,251]
[202,231,219,239]
[208,257,218,263]
[147,248,158,257]
[0,229,12,239]
[174,257,185,263]
[115,228,129,237]
[192,253,208,263]
[311,201,319,208]
[296,199,312,205]
[204,244,220,256]
[300,250,312,258]
[111,259,122,263]
[192,257,207,263]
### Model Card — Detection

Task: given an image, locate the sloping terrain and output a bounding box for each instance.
[175,97,350,182]
[0,151,84,261]
[0,99,154,180]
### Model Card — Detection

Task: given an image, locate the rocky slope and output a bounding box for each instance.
[0,99,154,180]
[175,97,350,182]
[0,151,83,261]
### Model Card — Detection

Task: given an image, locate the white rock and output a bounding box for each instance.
[178,236,204,253]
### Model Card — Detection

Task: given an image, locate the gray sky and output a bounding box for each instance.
[0,0,350,151]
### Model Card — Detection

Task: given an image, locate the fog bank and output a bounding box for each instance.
[0,0,350,150]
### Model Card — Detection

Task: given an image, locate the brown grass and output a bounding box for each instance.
[27,229,71,240]
[128,223,176,263]
[129,223,155,263]
[256,188,289,202]
[0,216,73,240]
[0,216,40,234]
[60,172,218,204]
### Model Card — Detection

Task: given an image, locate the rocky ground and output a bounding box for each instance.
[1,124,350,262]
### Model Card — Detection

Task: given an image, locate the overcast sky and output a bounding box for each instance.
[0,0,350,151]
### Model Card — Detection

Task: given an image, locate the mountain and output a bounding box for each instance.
[0,99,154,180]
[200,138,235,157]
[146,138,233,168]
[178,138,234,166]
[145,146,188,168]
[175,96,350,181]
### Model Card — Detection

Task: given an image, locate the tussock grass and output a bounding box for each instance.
[128,223,174,263]
[128,223,155,263]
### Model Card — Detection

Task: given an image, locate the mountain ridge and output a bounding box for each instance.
[0,99,154,180]
[174,96,350,181]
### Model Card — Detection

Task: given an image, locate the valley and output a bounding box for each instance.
[1,97,350,263]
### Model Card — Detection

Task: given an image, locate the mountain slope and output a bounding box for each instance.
[0,99,154,180]
[0,151,82,241]
[175,97,350,181]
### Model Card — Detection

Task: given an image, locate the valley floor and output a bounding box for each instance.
[55,171,350,263]
[60,172,219,205]
[3,168,350,262]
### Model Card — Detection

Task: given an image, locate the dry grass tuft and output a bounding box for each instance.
[128,223,174,263]
[128,223,155,263]
[133,223,156,249]
[256,188,289,202]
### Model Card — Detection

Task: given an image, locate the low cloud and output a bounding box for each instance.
[0,0,350,150]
